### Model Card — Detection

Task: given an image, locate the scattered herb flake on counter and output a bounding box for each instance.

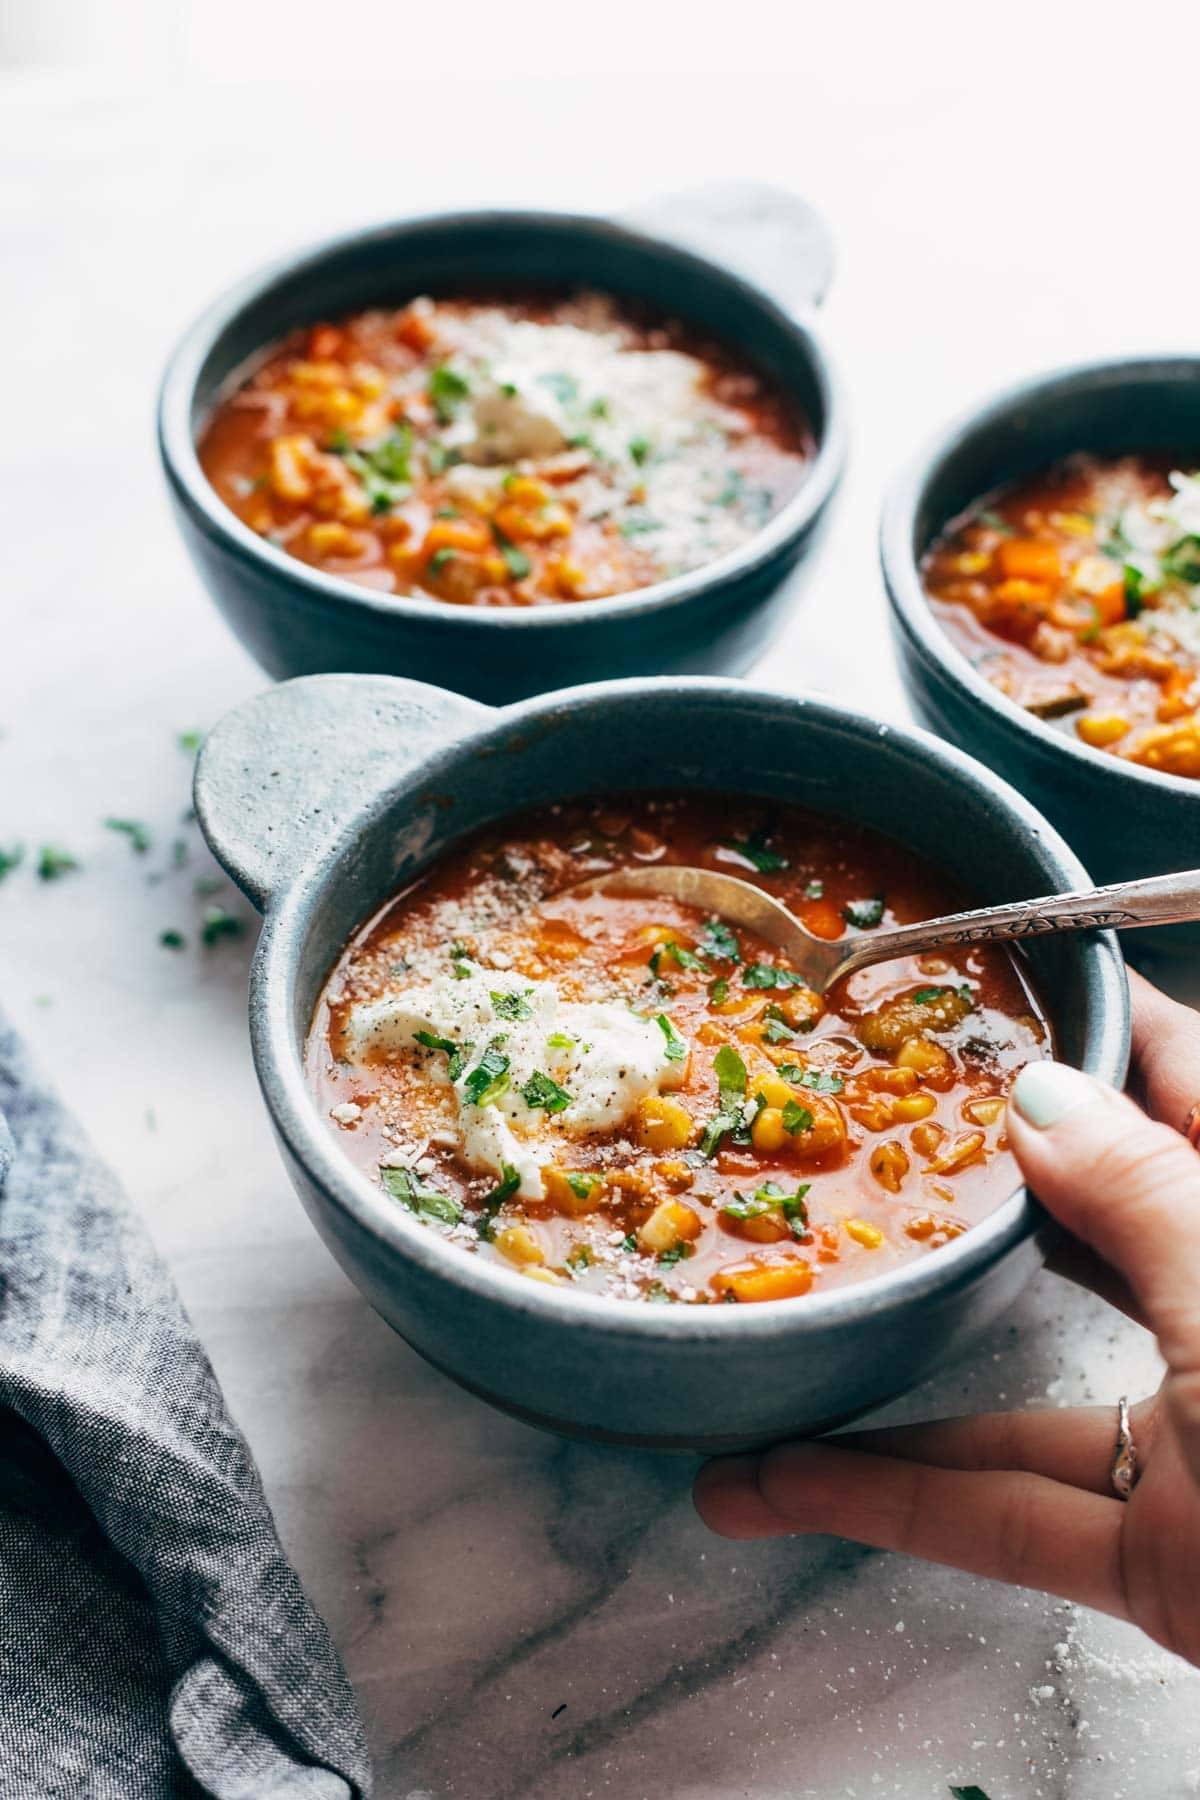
[37,845,79,881]
[0,844,24,882]
[159,930,186,950]
[177,729,203,755]
[382,1165,463,1225]
[104,817,152,854]
[948,1788,991,1800]
[201,906,244,946]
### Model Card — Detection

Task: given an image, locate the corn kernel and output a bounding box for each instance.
[638,1199,701,1255]
[911,1120,946,1158]
[892,1091,937,1122]
[869,1140,910,1193]
[895,1036,954,1088]
[925,1130,987,1176]
[963,1095,1005,1126]
[751,1105,788,1153]
[845,1218,885,1249]
[495,1224,545,1266]
[542,1167,605,1217]
[637,1094,694,1153]
[1076,713,1130,749]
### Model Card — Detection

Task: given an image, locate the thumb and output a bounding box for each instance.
[1008,1061,1200,1478]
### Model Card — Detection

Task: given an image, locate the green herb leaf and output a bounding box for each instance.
[429,547,456,574]
[843,895,885,930]
[159,929,186,950]
[546,1031,576,1049]
[201,906,244,946]
[707,976,730,1006]
[628,435,651,466]
[177,729,203,755]
[491,988,533,1021]
[37,845,79,881]
[700,1044,749,1157]
[948,1787,992,1800]
[781,1099,814,1135]
[382,1164,463,1226]
[414,1029,473,1081]
[722,1180,810,1228]
[658,1243,693,1266]
[500,542,532,579]
[698,919,741,962]
[1163,532,1200,584]
[566,1171,601,1201]
[429,364,470,424]
[463,1043,511,1106]
[762,1006,795,1045]
[649,940,709,976]
[521,1070,573,1114]
[719,832,788,873]
[0,844,24,882]
[476,1162,521,1237]
[655,1012,689,1063]
[105,817,151,855]
[567,1244,593,1275]
[742,962,804,990]
[777,1065,844,1094]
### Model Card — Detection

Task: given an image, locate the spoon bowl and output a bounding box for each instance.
[567,864,1200,993]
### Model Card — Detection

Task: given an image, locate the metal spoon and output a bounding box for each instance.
[564,865,1200,993]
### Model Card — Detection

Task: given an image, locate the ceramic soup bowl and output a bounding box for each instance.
[881,355,1200,937]
[194,674,1128,1451]
[160,187,845,705]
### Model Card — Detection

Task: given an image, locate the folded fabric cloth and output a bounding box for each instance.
[0,1012,372,1799]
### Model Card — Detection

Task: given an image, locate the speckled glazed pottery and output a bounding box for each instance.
[194,673,1128,1451]
[159,187,845,704]
[881,356,1200,940]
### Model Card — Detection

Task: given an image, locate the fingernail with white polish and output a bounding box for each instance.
[1010,1060,1098,1129]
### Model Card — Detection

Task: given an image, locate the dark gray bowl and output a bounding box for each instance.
[193,673,1128,1452]
[881,356,1200,925]
[159,189,845,705]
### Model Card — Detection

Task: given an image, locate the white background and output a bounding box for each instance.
[3,4,1200,1796]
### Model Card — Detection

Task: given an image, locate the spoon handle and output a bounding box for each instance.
[833,868,1200,983]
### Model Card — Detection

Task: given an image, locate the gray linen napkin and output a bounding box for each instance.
[0,1012,372,1799]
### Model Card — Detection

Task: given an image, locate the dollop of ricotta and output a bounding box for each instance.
[344,965,686,1197]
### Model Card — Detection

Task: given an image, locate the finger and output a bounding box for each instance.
[1043,1235,1146,1325]
[834,1401,1155,1496]
[1008,1061,1200,1481]
[693,1442,1127,1619]
[1128,967,1200,1136]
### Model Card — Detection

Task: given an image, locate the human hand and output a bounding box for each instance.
[693,970,1200,1666]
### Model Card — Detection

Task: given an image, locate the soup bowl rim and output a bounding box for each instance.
[158,205,847,637]
[238,673,1130,1346]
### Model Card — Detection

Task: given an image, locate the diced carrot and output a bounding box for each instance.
[799,896,844,940]
[996,538,1062,583]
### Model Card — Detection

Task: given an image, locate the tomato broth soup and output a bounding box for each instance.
[308,795,1050,1306]
[923,455,1200,778]
[199,293,811,608]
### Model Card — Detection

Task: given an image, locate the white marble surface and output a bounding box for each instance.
[3,40,1200,1798]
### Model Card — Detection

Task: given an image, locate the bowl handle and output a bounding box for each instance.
[193,674,489,912]
[621,180,835,312]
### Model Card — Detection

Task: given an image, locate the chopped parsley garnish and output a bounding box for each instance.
[658,1243,693,1266]
[761,1006,796,1045]
[781,1099,814,1135]
[620,1232,638,1252]
[655,1012,689,1063]
[463,1042,511,1106]
[649,940,709,976]
[948,1788,992,1800]
[0,844,24,882]
[628,435,651,466]
[490,988,533,1021]
[476,1163,520,1238]
[589,396,610,419]
[843,895,885,929]
[499,542,532,579]
[159,929,185,950]
[777,1064,844,1094]
[719,831,788,873]
[382,1165,463,1226]
[546,1031,576,1049]
[804,878,824,900]
[201,906,244,946]
[700,1043,748,1157]
[429,364,470,424]
[742,962,804,990]
[37,845,79,881]
[521,1071,573,1114]
[707,976,730,1006]
[414,1029,472,1081]
[340,426,414,513]
[698,919,741,962]
[104,817,151,855]
[429,547,456,574]
[565,1171,601,1201]
[566,1245,593,1275]
[1163,533,1200,584]
[722,1180,810,1232]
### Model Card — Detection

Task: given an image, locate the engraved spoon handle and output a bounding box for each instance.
[830,869,1200,985]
